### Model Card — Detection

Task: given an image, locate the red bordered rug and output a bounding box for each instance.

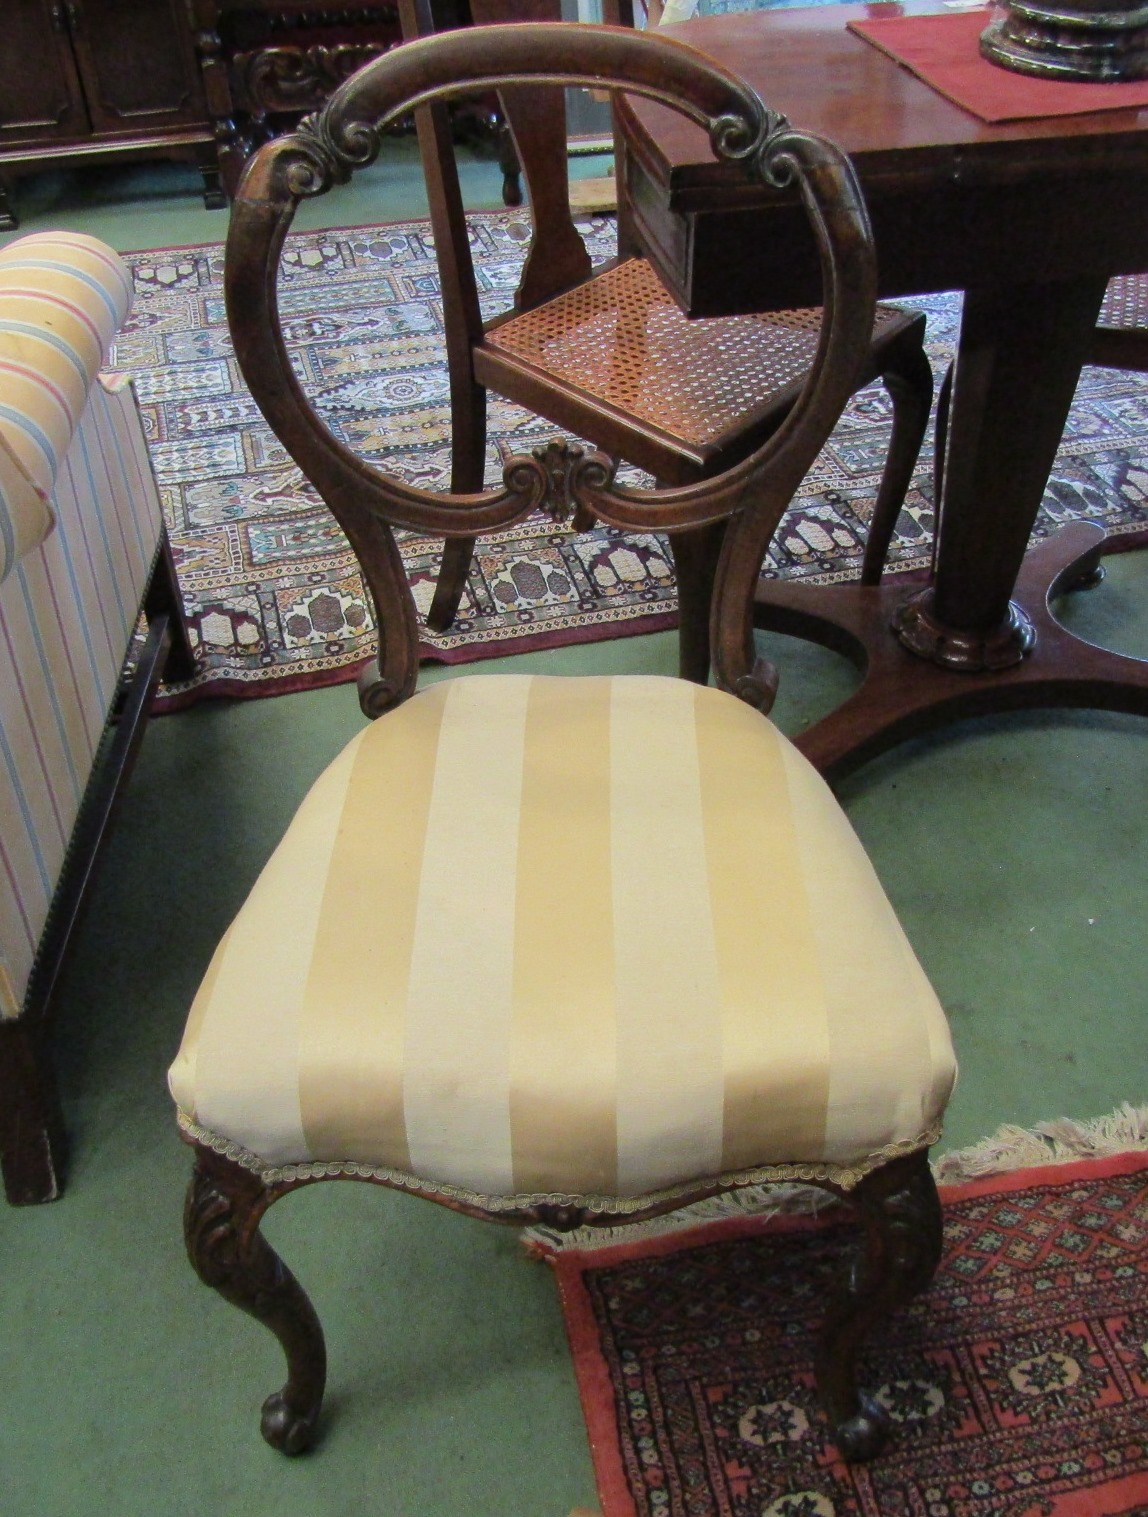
[553,1149,1148,1517]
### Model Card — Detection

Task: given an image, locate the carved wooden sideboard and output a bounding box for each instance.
[0,0,222,230]
[187,1,410,197]
[0,1,514,229]
[188,1,515,199]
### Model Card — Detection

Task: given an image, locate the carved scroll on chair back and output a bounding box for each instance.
[401,0,934,680]
[174,22,957,1469]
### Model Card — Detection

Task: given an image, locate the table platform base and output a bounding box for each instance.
[754,521,1148,782]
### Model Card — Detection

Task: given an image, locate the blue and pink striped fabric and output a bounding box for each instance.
[0,232,133,585]
[0,234,162,1019]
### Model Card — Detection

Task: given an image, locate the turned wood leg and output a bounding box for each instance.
[196,147,227,211]
[427,536,477,633]
[184,1144,327,1454]
[896,276,1109,668]
[426,367,487,634]
[815,1148,942,1462]
[861,335,934,586]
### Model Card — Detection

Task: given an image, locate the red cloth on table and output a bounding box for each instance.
[848,8,1148,122]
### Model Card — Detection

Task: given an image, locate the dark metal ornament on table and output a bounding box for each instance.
[981,0,1148,81]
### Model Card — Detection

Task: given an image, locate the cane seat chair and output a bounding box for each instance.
[171,22,957,1468]
[413,0,934,679]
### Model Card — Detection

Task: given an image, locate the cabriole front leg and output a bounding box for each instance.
[815,1148,942,1461]
[184,1143,327,1454]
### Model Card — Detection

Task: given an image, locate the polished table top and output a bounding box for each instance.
[621,0,1148,314]
[618,1,1148,779]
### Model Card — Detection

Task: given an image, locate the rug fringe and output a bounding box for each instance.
[522,1182,837,1256]
[524,1102,1148,1254]
[932,1100,1148,1183]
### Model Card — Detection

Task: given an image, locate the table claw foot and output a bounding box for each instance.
[1066,561,1107,590]
[1051,541,1106,593]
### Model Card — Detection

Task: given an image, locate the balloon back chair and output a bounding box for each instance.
[170,22,957,1469]
[406,0,934,680]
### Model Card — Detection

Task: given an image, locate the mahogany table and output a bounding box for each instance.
[619,0,1148,780]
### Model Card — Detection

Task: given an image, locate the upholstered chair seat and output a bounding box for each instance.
[171,674,954,1207]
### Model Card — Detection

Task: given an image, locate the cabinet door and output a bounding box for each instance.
[66,0,207,135]
[0,0,88,144]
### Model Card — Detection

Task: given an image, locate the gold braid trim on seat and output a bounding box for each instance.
[175,1108,945,1208]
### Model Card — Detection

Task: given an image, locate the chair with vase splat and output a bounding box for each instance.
[409,0,935,681]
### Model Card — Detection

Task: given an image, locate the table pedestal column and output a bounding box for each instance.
[754,275,1148,780]
[894,275,1109,669]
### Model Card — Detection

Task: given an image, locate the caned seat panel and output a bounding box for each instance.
[484,258,909,449]
[170,675,956,1207]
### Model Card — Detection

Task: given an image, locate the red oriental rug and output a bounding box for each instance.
[554,1151,1148,1517]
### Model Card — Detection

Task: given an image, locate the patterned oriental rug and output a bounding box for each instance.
[112,216,1148,709]
[552,1145,1148,1517]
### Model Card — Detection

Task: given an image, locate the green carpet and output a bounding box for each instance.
[1,153,1147,1517]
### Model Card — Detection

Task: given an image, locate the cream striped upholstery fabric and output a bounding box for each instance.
[0,235,162,1020]
[0,232,133,585]
[171,676,956,1204]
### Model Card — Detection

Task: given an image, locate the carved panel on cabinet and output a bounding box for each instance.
[187,1,515,199]
[186,2,406,193]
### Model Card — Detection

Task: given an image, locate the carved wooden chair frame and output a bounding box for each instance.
[187,21,944,1465]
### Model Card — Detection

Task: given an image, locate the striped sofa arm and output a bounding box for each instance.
[0,230,186,1203]
[0,232,134,584]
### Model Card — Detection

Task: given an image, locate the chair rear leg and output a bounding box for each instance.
[184,1143,327,1454]
[427,537,477,633]
[669,518,727,685]
[426,381,488,634]
[861,336,934,586]
[815,1147,943,1462]
[931,360,953,579]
